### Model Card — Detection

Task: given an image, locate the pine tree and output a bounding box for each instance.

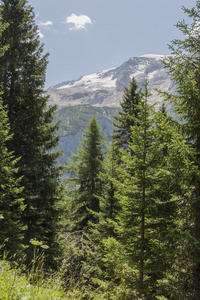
[0,0,63,268]
[161,1,200,296]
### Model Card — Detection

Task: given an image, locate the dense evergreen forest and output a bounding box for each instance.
[1,0,200,299]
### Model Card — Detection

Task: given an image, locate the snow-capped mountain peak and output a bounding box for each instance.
[57,68,117,91]
[47,55,175,107]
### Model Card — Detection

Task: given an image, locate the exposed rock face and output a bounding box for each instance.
[49,54,176,167]
[47,54,175,108]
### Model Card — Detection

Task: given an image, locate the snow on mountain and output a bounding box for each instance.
[57,69,117,90]
[139,54,166,60]
[47,55,175,108]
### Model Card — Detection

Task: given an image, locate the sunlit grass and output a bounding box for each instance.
[0,259,68,300]
[0,238,68,300]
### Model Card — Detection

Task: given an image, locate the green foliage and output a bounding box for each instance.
[0,102,25,256]
[98,140,121,235]
[0,0,64,269]
[112,77,140,152]
[86,82,193,299]
[78,141,122,294]
[0,260,67,300]
[0,19,25,256]
[54,105,120,137]
[59,117,106,294]
[161,0,200,296]
[111,83,162,298]
[67,116,106,231]
[1,0,200,298]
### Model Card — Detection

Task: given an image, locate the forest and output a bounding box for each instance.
[1,0,200,299]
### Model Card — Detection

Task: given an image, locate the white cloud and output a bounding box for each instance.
[39,21,53,26]
[37,21,53,37]
[65,13,92,31]
[37,30,44,39]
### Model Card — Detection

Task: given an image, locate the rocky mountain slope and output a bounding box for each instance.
[49,54,176,167]
[47,54,175,108]
[54,106,120,166]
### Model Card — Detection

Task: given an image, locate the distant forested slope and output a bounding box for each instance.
[54,105,120,165]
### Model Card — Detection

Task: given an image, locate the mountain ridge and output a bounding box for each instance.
[47,54,175,108]
[50,55,176,167]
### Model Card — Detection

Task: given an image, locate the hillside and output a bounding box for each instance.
[50,55,175,165]
[54,105,120,165]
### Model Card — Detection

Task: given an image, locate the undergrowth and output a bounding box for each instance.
[0,239,68,300]
[0,260,67,300]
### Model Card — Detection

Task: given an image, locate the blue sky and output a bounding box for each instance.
[29,0,197,88]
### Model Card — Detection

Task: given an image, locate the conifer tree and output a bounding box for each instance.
[78,140,121,295]
[100,83,186,299]
[161,1,200,296]
[0,20,25,257]
[61,117,105,288]
[0,0,63,268]
[79,80,142,297]
[112,77,140,153]
[0,102,25,256]
[98,140,120,236]
[68,116,105,231]
[116,83,158,298]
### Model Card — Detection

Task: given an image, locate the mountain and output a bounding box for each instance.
[47,54,175,108]
[53,106,120,166]
[49,54,176,168]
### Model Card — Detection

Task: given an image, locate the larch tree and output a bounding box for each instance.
[0,0,63,268]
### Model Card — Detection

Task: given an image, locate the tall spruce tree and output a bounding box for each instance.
[68,116,105,231]
[0,20,25,257]
[0,0,63,268]
[115,83,158,298]
[112,77,140,153]
[161,1,200,297]
[78,79,142,298]
[61,117,105,288]
[98,140,121,236]
[77,140,121,296]
[98,83,187,299]
[0,102,25,256]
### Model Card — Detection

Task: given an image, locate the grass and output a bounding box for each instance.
[0,239,68,300]
[0,260,68,300]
